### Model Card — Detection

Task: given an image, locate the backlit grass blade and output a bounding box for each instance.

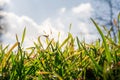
[16,34,19,42]
[80,40,102,73]
[59,34,70,49]
[69,23,72,32]
[91,18,112,63]
[38,36,44,49]
[37,71,51,75]
[118,13,120,44]
[76,37,82,50]
[1,42,19,68]
[21,27,26,46]
[46,38,54,50]
[64,51,81,61]
[118,12,120,28]
[37,71,63,80]
[118,30,120,45]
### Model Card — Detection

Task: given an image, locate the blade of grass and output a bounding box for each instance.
[76,37,102,72]
[91,18,112,63]
[21,27,26,46]
[16,34,19,42]
[37,71,63,80]
[117,13,120,44]
[1,42,19,68]
[38,36,44,49]
[118,12,120,29]
[46,38,54,50]
[59,34,70,49]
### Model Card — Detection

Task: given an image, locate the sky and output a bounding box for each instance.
[0,0,101,47]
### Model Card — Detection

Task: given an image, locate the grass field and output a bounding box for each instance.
[1,14,120,80]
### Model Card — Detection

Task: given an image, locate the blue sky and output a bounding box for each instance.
[1,0,101,47]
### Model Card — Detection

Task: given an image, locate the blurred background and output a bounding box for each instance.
[0,0,120,47]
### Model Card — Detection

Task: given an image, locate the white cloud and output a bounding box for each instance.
[59,7,66,14]
[1,2,100,47]
[78,23,89,34]
[56,3,99,42]
[1,12,39,46]
[0,0,11,6]
[72,3,93,15]
[38,18,66,41]
[1,12,66,47]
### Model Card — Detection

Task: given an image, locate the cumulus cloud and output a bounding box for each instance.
[0,0,11,6]
[57,3,99,42]
[2,2,99,47]
[72,3,93,15]
[44,3,99,43]
[2,12,65,47]
[59,7,66,14]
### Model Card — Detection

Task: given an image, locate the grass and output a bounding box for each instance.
[1,14,120,80]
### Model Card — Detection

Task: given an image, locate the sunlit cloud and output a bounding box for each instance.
[0,0,11,6]
[2,2,100,47]
[59,7,66,14]
[2,12,65,47]
[72,3,93,15]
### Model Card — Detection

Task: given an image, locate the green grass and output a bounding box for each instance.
[1,14,120,80]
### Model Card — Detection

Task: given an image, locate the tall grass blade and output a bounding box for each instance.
[118,12,120,28]
[21,27,26,46]
[79,39,102,72]
[118,13,120,44]
[91,18,112,63]
[59,35,70,49]
[16,34,19,42]
[38,36,44,49]
[1,42,18,68]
